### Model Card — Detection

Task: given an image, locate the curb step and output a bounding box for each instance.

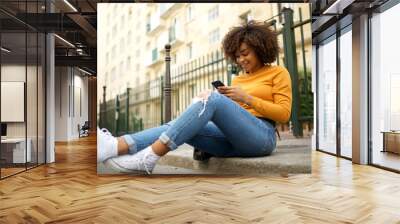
[158,144,311,175]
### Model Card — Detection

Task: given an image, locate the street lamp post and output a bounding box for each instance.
[164,44,172,122]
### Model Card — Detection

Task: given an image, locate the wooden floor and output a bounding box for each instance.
[1,167,26,177]
[1,163,45,178]
[0,135,400,223]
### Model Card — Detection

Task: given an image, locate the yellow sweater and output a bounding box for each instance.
[232,65,292,123]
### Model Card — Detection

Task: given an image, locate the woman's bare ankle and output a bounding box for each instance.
[151,140,169,156]
[117,137,129,155]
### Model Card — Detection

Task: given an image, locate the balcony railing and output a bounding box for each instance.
[146,15,165,35]
[167,26,184,48]
[160,3,184,19]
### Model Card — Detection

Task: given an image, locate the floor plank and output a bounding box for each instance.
[0,135,399,223]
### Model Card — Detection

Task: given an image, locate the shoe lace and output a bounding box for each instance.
[100,128,116,142]
[100,128,112,136]
[141,153,153,175]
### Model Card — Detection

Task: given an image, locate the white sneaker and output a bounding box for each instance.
[97,128,118,163]
[104,147,158,174]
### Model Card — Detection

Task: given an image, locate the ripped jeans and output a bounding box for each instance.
[122,92,276,157]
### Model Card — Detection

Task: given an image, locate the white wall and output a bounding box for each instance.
[1,65,33,137]
[71,72,89,138]
[55,67,89,141]
[1,63,46,163]
[55,67,68,141]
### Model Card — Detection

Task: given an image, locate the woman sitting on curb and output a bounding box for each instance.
[98,21,292,174]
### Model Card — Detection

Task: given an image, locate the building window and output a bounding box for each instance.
[370,4,400,171]
[339,28,352,158]
[317,36,337,155]
[152,48,158,61]
[159,4,167,15]
[136,49,140,57]
[169,27,176,43]
[208,5,219,21]
[169,19,177,43]
[187,43,192,60]
[136,63,140,72]
[106,52,109,63]
[209,28,220,44]
[146,15,151,32]
[186,5,193,21]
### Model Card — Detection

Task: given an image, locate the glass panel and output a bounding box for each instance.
[339,28,352,158]
[27,30,38,169]
[1,30,27,177]
[371,3,400,171]
[0,1,46,179]
[38,32,46,165]
[26,0,40,170]
[317,36,337,154]
[152,48,158,62]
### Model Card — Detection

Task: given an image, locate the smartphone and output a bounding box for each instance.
[211,80,225,89]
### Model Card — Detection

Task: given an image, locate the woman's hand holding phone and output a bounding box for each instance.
[218,85,253,105]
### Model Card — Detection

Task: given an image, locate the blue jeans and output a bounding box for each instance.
[122,92,276,157]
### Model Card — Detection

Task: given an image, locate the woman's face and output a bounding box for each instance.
[235,42,263,74]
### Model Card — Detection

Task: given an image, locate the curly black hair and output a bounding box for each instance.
[222,20,279,65]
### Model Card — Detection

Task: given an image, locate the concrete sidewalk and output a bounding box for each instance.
[97,163,216,175]
[156,137,311,175]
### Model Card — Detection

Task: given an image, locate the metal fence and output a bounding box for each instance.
[99,49,231,136]
[99,7,313,137]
